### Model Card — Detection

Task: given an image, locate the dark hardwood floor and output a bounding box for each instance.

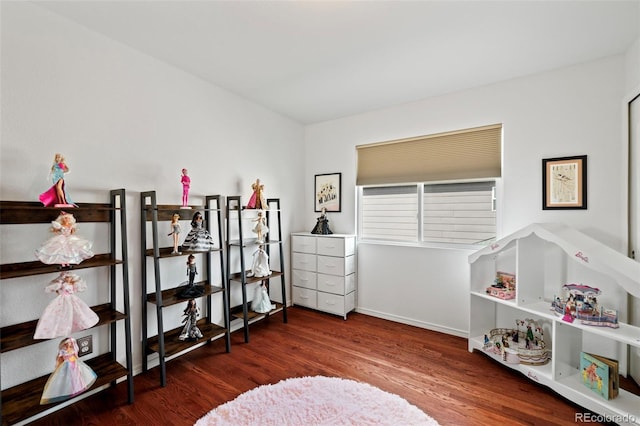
[29,307,631,426]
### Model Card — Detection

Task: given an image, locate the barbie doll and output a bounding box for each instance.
[248,245,271,278]
[252,210,268,243]
[181,168,191,207]
[40,337,97,404]
[251,282,275,314]
[311,207,333,235]
[181,211,215,251]
[179,299,203,341]
[34,272,98,339]
[39,153,75,207]
[35,212,94,268]
[178,254,204,298]
[168,213,182,254]
[246,178,268,210]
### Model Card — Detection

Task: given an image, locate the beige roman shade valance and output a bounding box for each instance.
[356,124,502,185]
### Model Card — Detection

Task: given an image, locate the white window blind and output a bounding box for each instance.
[423,182,496,244]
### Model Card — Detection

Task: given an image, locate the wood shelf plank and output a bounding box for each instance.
[1,303,127,353]
[0,254,123,280]
[145,318,227,358]
[145,283,224,307]
[228,270,283,285]
[0,201,116,224]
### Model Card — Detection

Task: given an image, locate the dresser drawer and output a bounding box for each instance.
[317,291,355,317]
[292,252,316,272]
[292,235,317,254]
[292,269,317,290]
[317,273,346,294]
[316,236,355,257]
[293,286,317,309]
[317,254,355,276]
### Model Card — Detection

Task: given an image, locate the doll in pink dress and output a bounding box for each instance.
[34,272,99,339]
[39,153,75,207]
[35,212,94,268]
[246,178,268,209]
[40,337,97,404]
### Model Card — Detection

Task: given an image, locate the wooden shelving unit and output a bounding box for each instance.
[225,197,288,343]
[140,192,230,387]
[0,189,134,425]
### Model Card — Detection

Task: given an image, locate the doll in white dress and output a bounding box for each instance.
[252,282,275,313]
[34,272,99,339]
[35,212,94,268]
[40,337,97,404]
[248,245,271,278]
[252,210,268,243]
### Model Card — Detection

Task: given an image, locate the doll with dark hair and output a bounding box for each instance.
[181,211,215,251]
[178,254,204,298]
[311,207,333,235]
[179,299,203,341]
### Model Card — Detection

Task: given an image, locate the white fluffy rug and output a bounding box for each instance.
[195,376,439,426]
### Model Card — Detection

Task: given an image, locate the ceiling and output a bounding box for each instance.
[34,0,640,124]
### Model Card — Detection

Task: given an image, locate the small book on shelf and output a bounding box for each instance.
[580,351,619,400]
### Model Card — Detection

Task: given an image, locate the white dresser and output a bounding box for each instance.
[291,233,356,319]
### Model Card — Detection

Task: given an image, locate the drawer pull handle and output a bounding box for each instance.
[325,300,336,305]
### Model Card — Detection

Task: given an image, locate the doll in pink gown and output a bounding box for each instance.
[39,153,75,207]
[34,272,99,339]
[40,337,97,404]
[35,212,94,268]
[246,178,268,209]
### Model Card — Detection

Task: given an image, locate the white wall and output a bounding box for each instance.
[305,54,630,336]
[0,2,305,388]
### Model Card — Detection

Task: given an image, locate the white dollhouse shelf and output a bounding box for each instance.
[469,223,640,425]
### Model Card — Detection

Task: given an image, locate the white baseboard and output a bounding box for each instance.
[354,307,468,338]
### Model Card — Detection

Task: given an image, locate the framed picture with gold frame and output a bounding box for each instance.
[542,155,587,210]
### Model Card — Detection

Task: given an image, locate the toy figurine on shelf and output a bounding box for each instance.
[39,153,76,207]
[550,284,619,328]
[311,207,333,235]
[247,178,268,210]
[40,337,97,405]
[251,282,276,313]
[35,212,94,268]
[168,213,182,254]
[34,271,98,339]
[252,210,269,244]
[179,299,203,341]
[248,245,271,278]
[178,254,204,298]
[180,168,191,208]
[181,211,215,251]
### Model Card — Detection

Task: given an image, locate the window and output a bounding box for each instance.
[356,124,501,247]
[359,181,496,246]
